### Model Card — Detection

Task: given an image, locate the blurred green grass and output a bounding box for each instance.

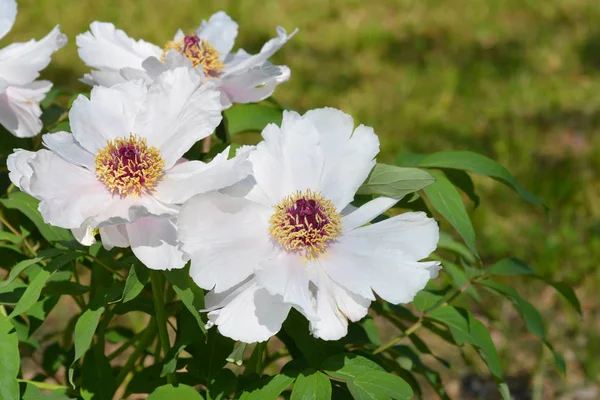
[7,0,600,395]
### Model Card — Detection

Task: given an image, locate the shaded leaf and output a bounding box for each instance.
[357,164,435,199]
[0,313,19,400]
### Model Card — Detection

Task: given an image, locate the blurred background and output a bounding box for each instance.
[7,0,599,398]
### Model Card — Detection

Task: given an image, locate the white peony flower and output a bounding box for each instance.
[76,11,296,108]
[178,107,441,343]
[8,67,251,270]
[0,0,66,137]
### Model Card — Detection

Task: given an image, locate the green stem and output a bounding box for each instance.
[151,271,175,384]
[115,321,157,388]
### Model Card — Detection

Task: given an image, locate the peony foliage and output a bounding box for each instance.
[0,2,580,400]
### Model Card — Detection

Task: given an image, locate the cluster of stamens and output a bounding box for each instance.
[269,190,342,260]
[95,134,164,197]
[162,35,224,77]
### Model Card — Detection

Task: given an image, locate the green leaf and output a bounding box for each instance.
[476,279,566,373]
[68,306,105,386]
[291,370,331,400]
[80,345,116,400]
[443,169,480,207]
[9,252,80,318]
[0,313,20,400]
[488,259,582,315]
[0,258,43,288]
[347,371,413,400]
[123,263,149,303]
[165,268,206,333]
[437,232,477,264]
[21,383,74,400]
[423,171,478,258]
[239,374,295,400]
[223,103,283,135]
[357,164,435,199]
[147,384,204,399]
[0,231,22,244]
[416,150,545,208]
[0,192,73,242]
[413,291,444,313]
[322,353,384,381]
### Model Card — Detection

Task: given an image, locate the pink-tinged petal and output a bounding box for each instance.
[99,224,129,250]
[0,81,51,137]
[178,192,273,293]
[195,11,238,58]
[125,216,188,270]
[0,25,66,85]
[205,280,291,343]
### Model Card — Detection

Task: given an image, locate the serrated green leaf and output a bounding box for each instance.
[357,164,435,199]
[423,171,478,258]
[291,370,331,400]
[416,150,545,208]
[223,103,283,136]
[0,192,72,242]
[147,384,204,399]
[0,313,20,400]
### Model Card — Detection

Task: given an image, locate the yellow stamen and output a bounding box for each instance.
[269,190,342,261]
[161,37,224,77]
[95,134,164,197]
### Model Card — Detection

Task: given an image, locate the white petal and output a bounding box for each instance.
[76,22,161,71]
[0,0,16,40]
[195,11,238,58]
[71,224,96,246]
[141,52,194,81]
[7,148,35,193]
[178,192,273,292]
[321,236,439,305]
[223,26,296,76]
[91,194,178,228]
[154,147,252,204]
[0,81,51,137]
[341,196,399,231]
[99,224,129,250]
[125,216,188,270]
[218,64,283,106]
[69,80,147,154]
[0,25,66,85]
[80,70,127,87]
[303,108,379,210]
[308,268,369,341]
[247,113,322,204]
[345,211,439,260]
[255,251,316,320]
[133,68,222,168]
[42,131,95,170]
[206,280,291,343]
[27,150,113,229]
